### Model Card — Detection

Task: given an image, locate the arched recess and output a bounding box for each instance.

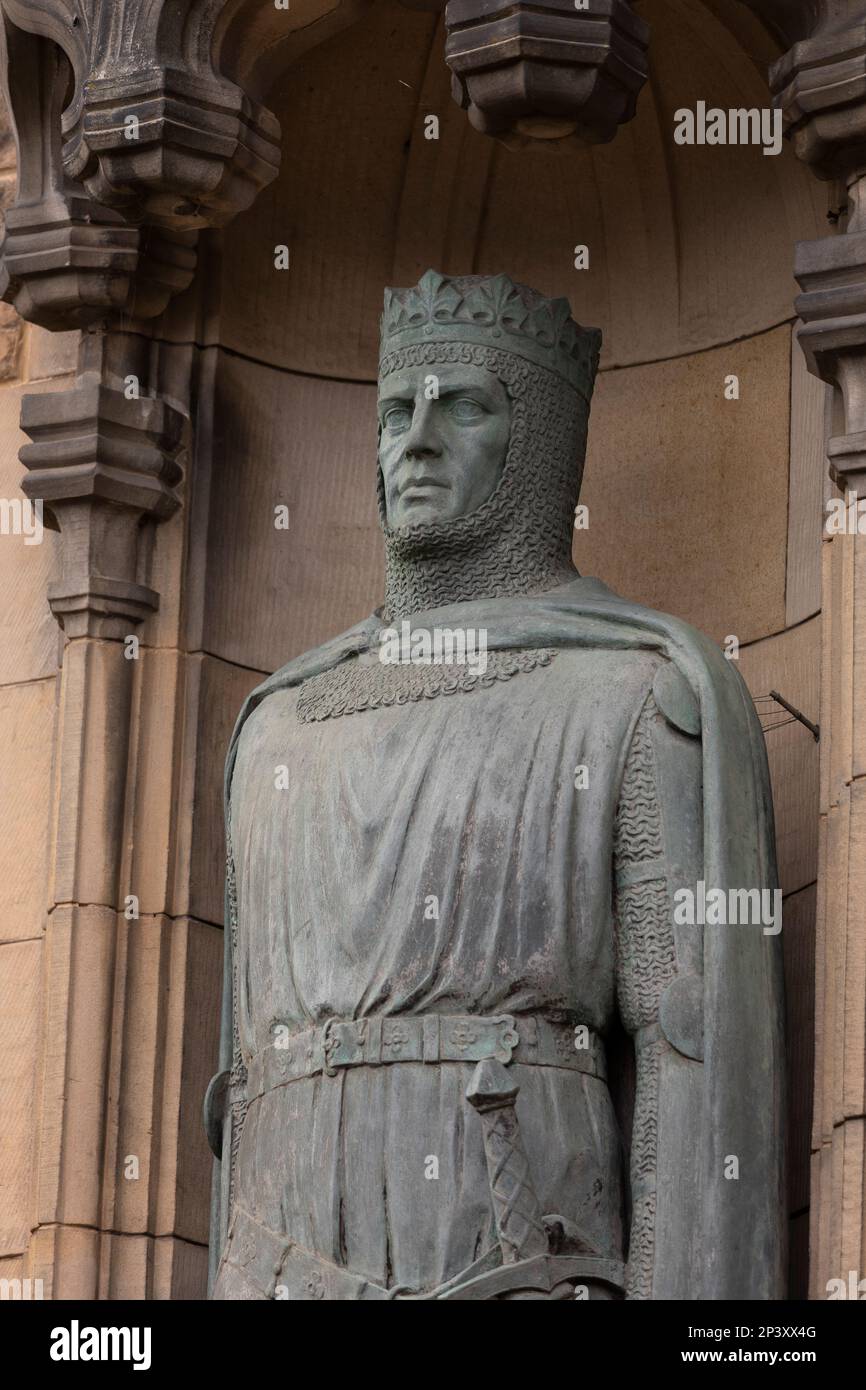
[214,0,827,379]
[0,0,830,1305]
[8,0,829,1305]
[185,0,824,1298]
[202,0,827,668]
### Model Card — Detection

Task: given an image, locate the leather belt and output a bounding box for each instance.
[244,1013,606,1104]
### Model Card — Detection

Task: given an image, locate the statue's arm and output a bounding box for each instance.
[613,681,703,1299]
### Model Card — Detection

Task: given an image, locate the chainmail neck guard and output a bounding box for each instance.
[296,646,559,722]
[378,341,589,622]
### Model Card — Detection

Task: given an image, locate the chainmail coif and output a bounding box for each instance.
[296,278,599,722]
[378,338,592,621]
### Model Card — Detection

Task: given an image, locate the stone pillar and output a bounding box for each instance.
[771,1,866,1298]
[17,327,186,1297]
[0,0,379,1303]
[0,0,277,1299]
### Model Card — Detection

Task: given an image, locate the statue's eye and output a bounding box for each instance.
[450,398,484,422]
[383,405,412,432]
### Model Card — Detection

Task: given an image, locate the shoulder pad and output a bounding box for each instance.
[652,662,701,737]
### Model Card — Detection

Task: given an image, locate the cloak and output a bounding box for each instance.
[207,574,786,1300]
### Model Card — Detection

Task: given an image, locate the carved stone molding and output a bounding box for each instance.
[19,327,186,637]
[444,0,649,148]
[2,0,281,230]
[0,193,139,331]
[794,227,866,486]
[773,8,866,486]
[0,0,282,330]
[771,12,866,182]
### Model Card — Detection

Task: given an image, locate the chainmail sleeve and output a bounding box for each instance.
[613,687,703,1300]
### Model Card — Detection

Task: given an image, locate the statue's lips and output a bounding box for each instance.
[398,479,449,500]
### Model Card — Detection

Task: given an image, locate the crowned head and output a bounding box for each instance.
[375,270,602,618]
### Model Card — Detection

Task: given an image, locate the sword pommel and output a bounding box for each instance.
[465,1058,519,1114]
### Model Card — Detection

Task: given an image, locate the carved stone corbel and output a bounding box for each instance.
[772,11,866,482]
[2,0,282,229]
[0,0,281,331]
[443,0,649,148]
[18,331,185,638]
[0,20,139,329]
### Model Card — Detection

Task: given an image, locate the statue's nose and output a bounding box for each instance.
[403,401,442,458]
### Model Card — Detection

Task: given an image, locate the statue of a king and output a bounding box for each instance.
[206,271,786,1301]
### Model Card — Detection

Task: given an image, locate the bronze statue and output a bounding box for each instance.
[206,272,785,1300]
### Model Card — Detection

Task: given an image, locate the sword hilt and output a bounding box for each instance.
[466,1058,548,1264]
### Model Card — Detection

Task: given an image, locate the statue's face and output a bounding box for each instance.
[378,362,511,528]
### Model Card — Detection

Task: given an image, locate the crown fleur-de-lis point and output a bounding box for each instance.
[415,269,446,322]
[525,304,552,348]
[417,268,444,299]
[549,298,573,344]
[432,280,464,324]
[461,282,497,327]
[500,290,530,333]
[468,274,520,329]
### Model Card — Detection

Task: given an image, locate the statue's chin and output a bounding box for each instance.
[390,501,454,529]
[401,510,448,529]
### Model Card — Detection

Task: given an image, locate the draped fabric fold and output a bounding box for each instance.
[209,574,785,1300]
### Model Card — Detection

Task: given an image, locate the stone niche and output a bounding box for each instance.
[0,0,828,1299]
[193,0,824,1298]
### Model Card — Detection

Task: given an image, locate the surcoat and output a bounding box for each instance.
[209,578,785,1301]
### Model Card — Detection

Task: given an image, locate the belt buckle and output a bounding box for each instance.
[489,1014,520,1063]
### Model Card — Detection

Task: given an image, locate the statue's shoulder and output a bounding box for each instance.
[226,614,380,784]
[607,589,755,740]
[551,638,699,737]
[250,615,380,707]
[545,579,739,738]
